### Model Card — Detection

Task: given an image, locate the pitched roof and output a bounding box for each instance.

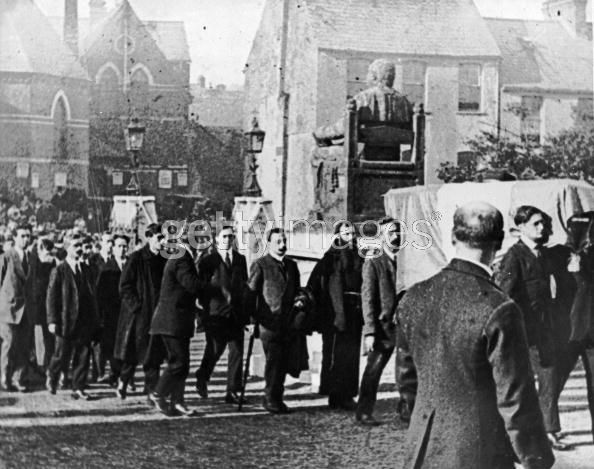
[485,18,593,94]
[48,14,190,62]
[304,0,500,57]
[0,0,87,79]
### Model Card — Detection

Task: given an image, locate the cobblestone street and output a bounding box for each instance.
[0,333,592,468]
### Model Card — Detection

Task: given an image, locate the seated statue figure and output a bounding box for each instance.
[313,59,414,148]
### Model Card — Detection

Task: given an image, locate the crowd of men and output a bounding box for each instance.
[1,201,594,467]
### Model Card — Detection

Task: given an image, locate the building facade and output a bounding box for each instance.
[0,0,90,200]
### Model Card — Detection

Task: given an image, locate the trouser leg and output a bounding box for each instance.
[581,348,594,442]
[319,331,333,395]
[143,335,164,394]
[0,323,14,384]
[530,347,560,433]
[196,330,226,383]
[154,336,190,404]
[41,324,55,369]
[328,329,361,400]
[227,332,244,393]
[71,340,91,391]
[48,337,72,386]
[261,336,289,405]
[357,346,394,416]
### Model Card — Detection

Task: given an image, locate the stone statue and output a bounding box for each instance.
[313,59,414,147]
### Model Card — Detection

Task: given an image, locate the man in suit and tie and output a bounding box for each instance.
[148,228,210,416]
[0,223,33,392]
[495,205,564,450]
[247,228,302,414]
[96,234,129,395]
[398,201,554,469]
[356,217,405,425]
[46,233,101,400]
[194,224,249,404]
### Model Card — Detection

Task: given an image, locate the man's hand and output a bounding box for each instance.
[48,323,57,335]
[245,324,255,335]
[364,335,375,354]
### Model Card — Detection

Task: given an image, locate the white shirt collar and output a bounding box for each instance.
[66,257,80,273]
[453,255,493,277]
[14,246,25,261]
[217,248,232,262]
[269,252,285,263]
[115,258,125,271]
[520,235,541,253]
[383,245,396,261]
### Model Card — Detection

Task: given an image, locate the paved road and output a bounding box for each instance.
[0,333,592,468]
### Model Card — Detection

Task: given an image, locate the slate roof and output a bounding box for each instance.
[304,0,500,57]
[48,10,190,62]
[0,0,87,79]
[485,18,593,94]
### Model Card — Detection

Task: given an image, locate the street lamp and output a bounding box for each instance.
[124,117,145,195]
[243,117,266,197]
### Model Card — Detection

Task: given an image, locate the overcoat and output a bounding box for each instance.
[398,259,554,469]
[150,249,208,338]
[96,258,124,354]
[568,245,594,345]
[114,245,165,361]
[46,261,100,340]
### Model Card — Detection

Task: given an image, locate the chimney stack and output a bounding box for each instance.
[542,0,592,40]
[198,75,206,88]
[64,0,79,56]
[89,0,107,30]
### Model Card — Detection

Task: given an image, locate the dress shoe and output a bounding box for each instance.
[547,432,571,451]
[262,397,282,414]
[170,402,198,417]
[225,392,247,405]
[397,398,412,423]
[0,381,16,392]
[148,392,169,415]
[195,375,208,398]
[279,402,292,414]
[13,383,29,393]
[329,396,357,411]
[71,389,91,401]
[355,413,381,427]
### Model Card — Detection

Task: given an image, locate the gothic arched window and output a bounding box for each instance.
[96,64,121,116]
[129,67,150,116]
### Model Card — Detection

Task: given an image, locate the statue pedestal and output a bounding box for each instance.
[232,196,275,378]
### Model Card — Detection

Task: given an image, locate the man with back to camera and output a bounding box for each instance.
[398,201,554,469]
[495,206,564,450]
[194,223,249,404]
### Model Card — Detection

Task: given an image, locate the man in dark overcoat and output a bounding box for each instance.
[495,205,562,449]
[307,221,363,410]
[114,224,165,396]
[398,201,554,469]
[356,217,413,425]
[46,233,101,399]
[247,228,304,414]
[194,224,249,404]
[148,231,210,417]
[96,234,128,394]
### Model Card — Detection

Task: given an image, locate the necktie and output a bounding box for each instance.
[225,252,231,268]
[22,252,29,276]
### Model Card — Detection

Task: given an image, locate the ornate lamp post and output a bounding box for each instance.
[243,117,266,197]
[124,117,145,195]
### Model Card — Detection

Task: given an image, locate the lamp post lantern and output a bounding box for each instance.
[243,117,266,197]
[124,117,145,195]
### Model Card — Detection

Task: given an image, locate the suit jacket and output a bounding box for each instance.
[46,261,100,340]
[150,249,208,338]
[96,258,124,333]
[361,250,398,348]
[247,254,300,334]
[567,245,594,345]
[114,245,165,361]
[197,249,249,327]
[495,240,555,364]
[0,248,30,324]
[398,259,554,469]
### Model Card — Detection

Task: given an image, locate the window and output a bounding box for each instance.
[129,68,150,115]
[96,66,120,116]
[457,151,478,166]
[575,97,594,125]
[402,61,426,106]
[346,59,371,99]
[520,95,543,144]
[53,97,68,160]
[458,64,481,112]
